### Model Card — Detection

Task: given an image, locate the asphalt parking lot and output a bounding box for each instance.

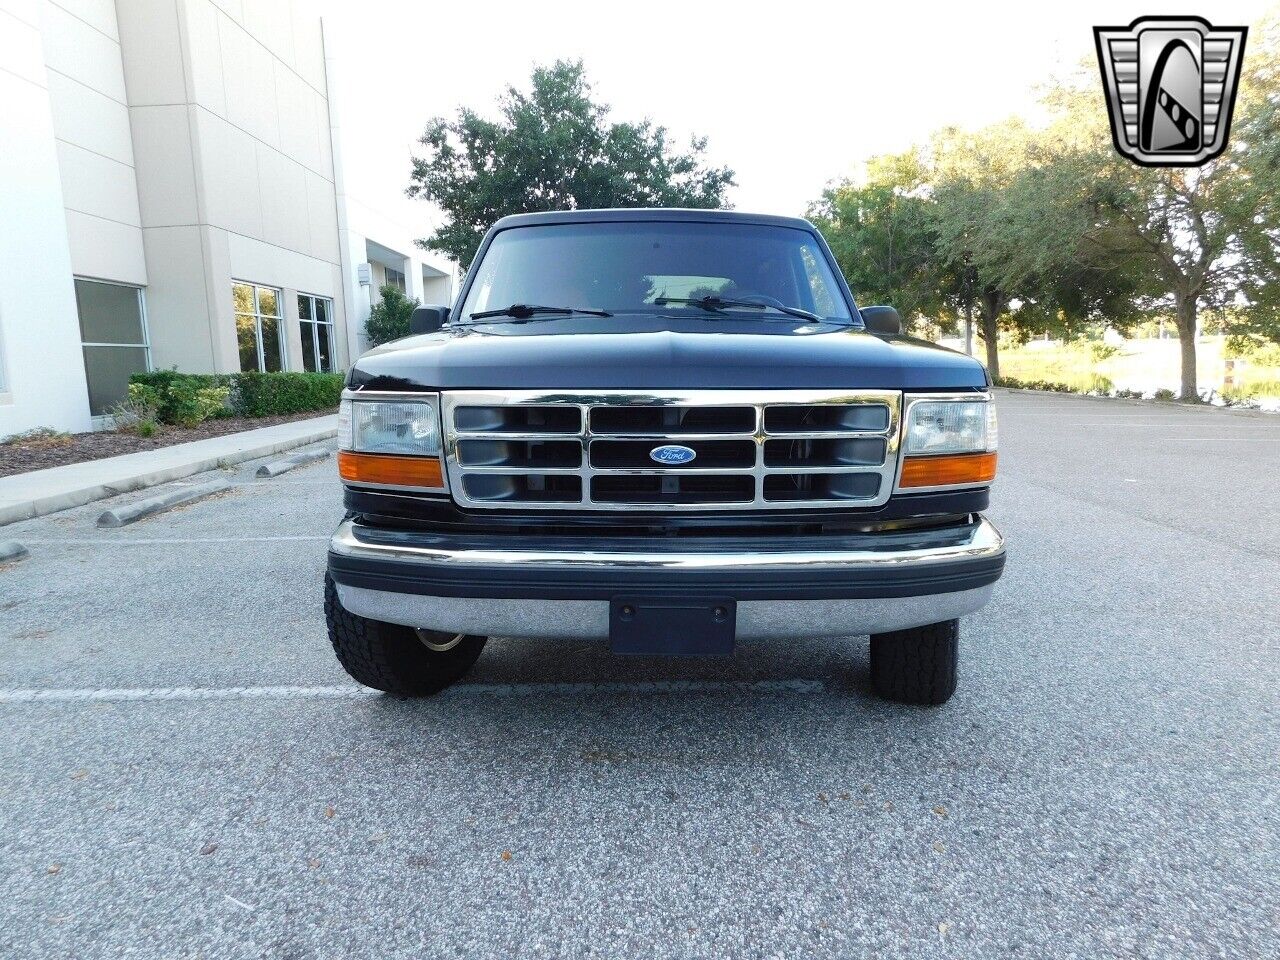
[1,390,1277,959]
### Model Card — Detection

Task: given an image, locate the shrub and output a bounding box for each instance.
[366,285,420,346]
[231,371,345,417]
[111,383,163,436]
[1088,342,1120,362]
[130,370,343,424]
[1113,388,1143,400]
[1153,388,1176,401]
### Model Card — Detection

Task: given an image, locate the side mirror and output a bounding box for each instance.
[860,305,902,336]
[409,305,449,335]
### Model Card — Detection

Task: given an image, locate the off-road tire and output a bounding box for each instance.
[324,575,486,695]
[869,619,959,705]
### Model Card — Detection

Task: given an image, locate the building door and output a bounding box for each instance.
[74,278,151,416]
[298,294,335,372]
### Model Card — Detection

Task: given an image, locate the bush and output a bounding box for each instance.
[130,370,343,424]
[111,383,163,436]
[232,371,345,417]
[366,285,420,346]
[1153,388,1176,401]
[1088,342,1120,362]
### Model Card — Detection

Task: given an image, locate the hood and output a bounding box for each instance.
[347,315,988,392]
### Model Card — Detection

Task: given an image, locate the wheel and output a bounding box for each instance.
[324,575,486,695]
[869,619,959,705]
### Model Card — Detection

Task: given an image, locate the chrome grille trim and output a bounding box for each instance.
[442,390,902,511]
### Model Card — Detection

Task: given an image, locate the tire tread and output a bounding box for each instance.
[324,576,484,695]
[870,619,959,705]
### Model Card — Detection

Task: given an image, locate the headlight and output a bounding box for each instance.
[904,400,996,455]
[337,395,447,491]
[899,397,997,489]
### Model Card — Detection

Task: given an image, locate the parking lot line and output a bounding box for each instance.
[15,535,331,545]
[0,679,826,704]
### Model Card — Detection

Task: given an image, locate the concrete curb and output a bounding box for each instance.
[0,415,336,528]
[993,387,1278,418]
[0,540,29,563]
[97,479,235,528]
[255,447,331,478]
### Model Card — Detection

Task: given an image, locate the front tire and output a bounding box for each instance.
[324,575,486,695]
[869,619,959,705]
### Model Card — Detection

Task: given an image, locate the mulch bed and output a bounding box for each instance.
[0,410,335,478]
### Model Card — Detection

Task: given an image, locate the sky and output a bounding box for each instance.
[318,0,1274,240]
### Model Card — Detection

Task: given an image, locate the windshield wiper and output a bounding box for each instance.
[469,303,612,321]
[653,295,821,323]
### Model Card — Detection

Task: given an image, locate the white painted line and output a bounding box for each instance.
[16,536,330,546]
[0,679,826,704]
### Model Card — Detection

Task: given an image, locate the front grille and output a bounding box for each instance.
[442,390,901,511]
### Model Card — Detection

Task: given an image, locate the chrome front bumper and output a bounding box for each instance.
[328,516,1005,641]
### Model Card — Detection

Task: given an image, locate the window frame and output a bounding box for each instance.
[297,292,336,373]
[233,280,286,373]
[383,265,407,292]
[74,277,153,417]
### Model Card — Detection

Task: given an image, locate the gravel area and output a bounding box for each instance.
[0,411,337,477]
[0,391,1276,959]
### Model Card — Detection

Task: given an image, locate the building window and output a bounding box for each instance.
[384,266,406,292]
[234,282,285,372]
[74,279,151,416]
[298,294,335,372]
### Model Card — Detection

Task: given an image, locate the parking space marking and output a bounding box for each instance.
[0,679,826,704]
[14,536,331,546]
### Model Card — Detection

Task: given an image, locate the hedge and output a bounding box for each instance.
[130,370,344,423]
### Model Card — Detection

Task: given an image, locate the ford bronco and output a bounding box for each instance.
[325,209,1005,705]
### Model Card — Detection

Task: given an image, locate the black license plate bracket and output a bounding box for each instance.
[609,596,736,657]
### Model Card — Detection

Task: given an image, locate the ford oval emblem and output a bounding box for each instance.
[649,444,697,465]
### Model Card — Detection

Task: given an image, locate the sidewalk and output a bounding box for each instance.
[0,415,337,526]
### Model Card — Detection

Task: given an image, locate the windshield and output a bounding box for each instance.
[459,221,853,322]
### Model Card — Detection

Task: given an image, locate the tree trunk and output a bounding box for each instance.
[1175,295,1198,401]
[979,289,1001,380]
[963,300,974,357]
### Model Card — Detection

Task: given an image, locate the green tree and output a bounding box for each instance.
[1231,13,1280,346]
[1036,75,1262,400]
[408,60,736,267]
[809,149,954,335]
[365,285,419,347]
[927,119,1045,377]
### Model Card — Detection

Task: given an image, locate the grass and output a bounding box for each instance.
[0,427,74,447]
[992,337,1280,402]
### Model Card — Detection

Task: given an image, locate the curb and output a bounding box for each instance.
[0,540,28,563]
[992,387,1278,418]
[255,448,331,478]
[97,479,235,528]
[0,417,336,528]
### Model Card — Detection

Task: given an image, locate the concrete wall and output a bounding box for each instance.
[117,0,347,376]
[0,0,94,435]
[0,0,423,436]
[42,0,147,286]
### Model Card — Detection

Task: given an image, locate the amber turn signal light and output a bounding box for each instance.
[338,451,444,489]
[899,451,997,488]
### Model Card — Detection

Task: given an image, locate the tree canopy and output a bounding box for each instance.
[408,60,736,267]
[811,16,1280,397]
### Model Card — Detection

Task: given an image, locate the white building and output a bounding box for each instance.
[0,0,455,437]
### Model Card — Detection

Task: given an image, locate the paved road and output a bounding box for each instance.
[1,391,1277,959]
